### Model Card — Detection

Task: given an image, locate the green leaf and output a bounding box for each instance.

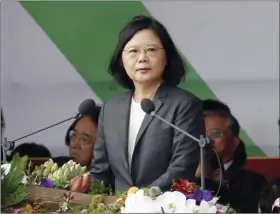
[54,180,70,189]
[1,185,29,208]
[88,180,112,195]
[1,153,29,208]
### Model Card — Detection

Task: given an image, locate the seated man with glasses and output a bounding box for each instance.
[203,101,266,212]
[53,106,101,169]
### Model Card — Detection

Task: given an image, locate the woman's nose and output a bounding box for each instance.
[138,50,149,63]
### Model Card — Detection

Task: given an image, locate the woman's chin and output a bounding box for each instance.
[133,76,160,85]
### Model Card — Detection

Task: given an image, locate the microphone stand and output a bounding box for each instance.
[150,112,211,190]
[1,115,78,162]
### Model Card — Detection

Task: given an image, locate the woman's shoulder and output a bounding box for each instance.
[103,91,132,104]
[165,85,202,105]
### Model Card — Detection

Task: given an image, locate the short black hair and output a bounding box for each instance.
[108,15,187,89]
[203,99,231,113]
[202,99,239,135]
[65,105,101,146]
[233,140,247,167]
[259,179,280,213]
[9,142,51,160]
[52,156,71,167]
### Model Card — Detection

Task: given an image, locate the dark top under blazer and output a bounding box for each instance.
[90,83,205,192]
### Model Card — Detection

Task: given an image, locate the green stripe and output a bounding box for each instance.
[20,1,265,157]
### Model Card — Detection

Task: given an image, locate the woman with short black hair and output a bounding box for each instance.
[91,15,205,192]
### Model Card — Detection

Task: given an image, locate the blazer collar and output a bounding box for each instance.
[117,83,170,172]
[120,82,170,102]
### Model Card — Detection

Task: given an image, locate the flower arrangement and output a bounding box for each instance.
[27,159,91,192]
[1,155,235,213]
[121,187,219,213]
[27,159,112,195]
[79,184,234,213]
[171,178,213,202]
[171,178,235,213]
[1,155,113,213]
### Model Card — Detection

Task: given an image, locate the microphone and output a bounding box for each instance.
[78,99,96,116]
[141,98,212,190]
[1,99,96,162]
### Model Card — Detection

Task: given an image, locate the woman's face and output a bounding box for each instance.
[122,29,166,86]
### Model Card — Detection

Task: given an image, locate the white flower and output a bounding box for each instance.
[194,200,217,213]
[215,203,227,213]
[156,191,195,213]
[121,189,199,213]
[51,163,58,173]
[272,198,280,210]
[67,160,74,166]
[1,164,27,184]
[43,159,53,167]
[120,188,229,213]
[121,189,161,213]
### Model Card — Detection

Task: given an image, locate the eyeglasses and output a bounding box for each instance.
[123,46,164,59]
[207,129,224,138]
[69,130,95,146]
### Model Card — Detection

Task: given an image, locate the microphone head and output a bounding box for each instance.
[78,99,96,115]
[141,99,155,114]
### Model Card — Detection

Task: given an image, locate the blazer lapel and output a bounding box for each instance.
[134,83,168,148]
[117,91,132,170]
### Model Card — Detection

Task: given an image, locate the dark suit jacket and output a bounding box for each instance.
[224,164,267,213]
[90,83,205,192]
[52,156,71,167]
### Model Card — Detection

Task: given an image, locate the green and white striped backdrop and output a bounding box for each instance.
[1,1,279,157]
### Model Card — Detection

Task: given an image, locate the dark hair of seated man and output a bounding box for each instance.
[8,142,51,161]
[258,179,280,213]
[52,156,71,167]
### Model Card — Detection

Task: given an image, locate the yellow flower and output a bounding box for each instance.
[116,197,125,205]
[128,186,139,194]
[19,204,36,213]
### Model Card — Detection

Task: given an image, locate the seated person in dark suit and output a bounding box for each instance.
[8,142,51,160]
[53,105,101,169]
[203,99,267,212]
[258,179,280,213]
